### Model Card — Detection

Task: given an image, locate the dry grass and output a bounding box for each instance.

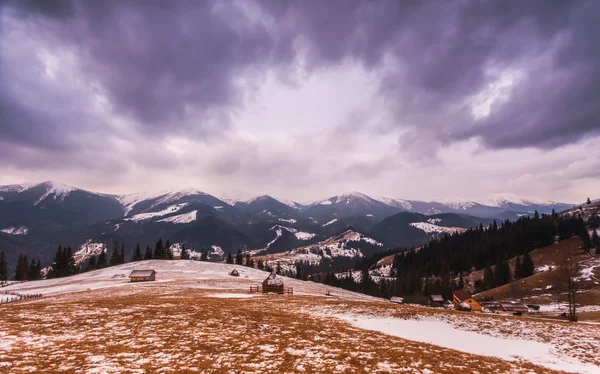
[1,285,586,373]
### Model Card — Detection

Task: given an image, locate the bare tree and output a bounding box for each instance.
[551,245,581,322]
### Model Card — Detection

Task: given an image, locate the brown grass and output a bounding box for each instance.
[0,286,580,373]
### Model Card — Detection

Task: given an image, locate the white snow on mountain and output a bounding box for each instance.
[0,183,36,193]
[410,222,466,234]
[323,218,338,226]
[440,198,477,210]
[376,197,413,210]
[279,198,303,209]
[73,240,107,265]
[158,210,197,224]
[211,245,224,257]
[117,188,208,215]
[485,193,554,208]
[124,203,188,222]
[295,232,316,240]
[279,218,297,224]
[0,226,29,235]
[33,181,77,206]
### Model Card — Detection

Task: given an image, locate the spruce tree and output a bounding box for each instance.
[120,244,126,264]
[521,252,535,277]
[110,242,120,266]
[144,245,153,260]
[514,255,522,279]
[166,240,173,260]
[15,254,29,281]
[86,255,97,271]
[226,252,233,264]
[591,229,600,253]
[154,238,164,259]
[180,244,189,260]
[458,273,464,289]
[235,250,243,265]
[534,210,540,220]
[28,258,41,280]
[0,251,7,281]
[133,244,142,262]
[483,266,494,290]
[97,249,108,268]
[587,197,592,205]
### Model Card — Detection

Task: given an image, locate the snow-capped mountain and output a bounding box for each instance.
[0,180,577,272]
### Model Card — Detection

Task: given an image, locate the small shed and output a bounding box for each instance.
[429,294,444,307]
[129,270,156,282]
[453,289,482,312]
[390,296,404,304]
[262,270,285,294]
[499,301,529,314]
[230,269,240,277]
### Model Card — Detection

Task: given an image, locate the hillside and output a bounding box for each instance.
[2,260,599,373]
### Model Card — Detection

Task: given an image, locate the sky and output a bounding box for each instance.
[0,0,599,204]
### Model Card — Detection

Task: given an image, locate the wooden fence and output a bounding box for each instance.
[249,285,293,295]
[0,290,42,304]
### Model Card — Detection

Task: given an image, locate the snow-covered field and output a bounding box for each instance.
[2,260,600,373]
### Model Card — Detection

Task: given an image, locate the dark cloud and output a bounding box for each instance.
[0,0,598,185]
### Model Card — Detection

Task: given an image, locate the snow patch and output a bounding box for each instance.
[323,218,338,227]
[125,203,188,222]
[0,226,29,235]
[157,210,197,224]
[338,316,599,374]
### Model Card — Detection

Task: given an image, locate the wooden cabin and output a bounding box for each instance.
[499,301,529,314]
[262,270,285,294]
[129,270,156,282]
[453,289,482,312]
[429,294,444,307]
[230,269,240,277]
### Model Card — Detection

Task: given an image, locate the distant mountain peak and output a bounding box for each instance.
[485,193,552,208]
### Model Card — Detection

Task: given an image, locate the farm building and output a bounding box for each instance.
[453,289,482,312]
[263,270,285,293]
[129,270,156,282]
[390,296,404,304]
[230,269,239,277]
[429,294,444,307]
[499,301,529,314]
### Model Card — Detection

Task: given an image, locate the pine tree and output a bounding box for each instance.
[154,238,164,259]
[165,240,173,260]
[458,273,464,289]
[66,247,76,275]
[514,255,522,279]
[120,244,126,264]
[245,253,251,266]
[483,266,494,290]
[144,245,153,260]
[86,255,97,271]
[587,197,592,205]
[201,250,208,261]
[110,242,120,266]
[97,249,107,268]
[226,252,234,264]
[0,251,7,281]
[235,250,243,265]
[534,210,540,220]
[133,244,142,262]
[15,254,29,281]
[521,252,535,277]
[28,259,41,280]
[591,229,600,253]
[180,244,189,260]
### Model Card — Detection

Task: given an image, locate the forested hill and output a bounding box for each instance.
[315,211,593,299]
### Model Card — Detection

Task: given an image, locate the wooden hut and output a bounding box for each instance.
[429,294,444,307]
[499,301,529,314]
[453,289,482,312]
[129,270,156,282]
[262,270,285,294]
[230,269,239,277]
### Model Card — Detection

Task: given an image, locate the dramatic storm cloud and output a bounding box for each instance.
[0,0,598,202]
